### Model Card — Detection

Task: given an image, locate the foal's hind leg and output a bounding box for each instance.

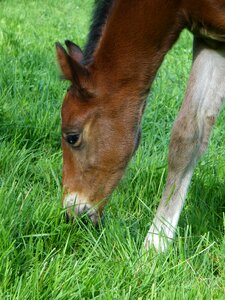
[144,38,225,252]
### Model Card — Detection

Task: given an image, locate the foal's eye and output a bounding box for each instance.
[66,133,81,147]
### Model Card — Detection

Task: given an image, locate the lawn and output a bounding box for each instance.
[0,0,224,299]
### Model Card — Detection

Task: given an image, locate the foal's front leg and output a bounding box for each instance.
[144,38,225,252]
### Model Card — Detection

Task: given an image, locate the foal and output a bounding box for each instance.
[56,0,225,251]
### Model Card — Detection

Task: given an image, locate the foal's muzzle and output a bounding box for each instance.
[63,192,100,225]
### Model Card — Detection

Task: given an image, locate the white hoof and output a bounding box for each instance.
[144,223,174,252]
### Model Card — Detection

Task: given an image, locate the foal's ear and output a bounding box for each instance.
[55,42,87,84]
[65,40,83,63]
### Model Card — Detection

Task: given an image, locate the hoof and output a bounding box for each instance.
[144,223,174,252]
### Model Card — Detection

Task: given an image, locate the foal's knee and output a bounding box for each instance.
[168,112,215,172]
[168,115,200,170]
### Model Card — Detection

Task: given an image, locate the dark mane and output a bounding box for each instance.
[83,0,114,64]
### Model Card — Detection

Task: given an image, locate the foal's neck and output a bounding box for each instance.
[93,0,185,95]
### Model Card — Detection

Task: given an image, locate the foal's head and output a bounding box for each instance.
[56,41,141,223]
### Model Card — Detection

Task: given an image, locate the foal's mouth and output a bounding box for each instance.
[63,192,100,225]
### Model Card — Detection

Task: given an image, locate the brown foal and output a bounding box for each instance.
[56,0,225,251]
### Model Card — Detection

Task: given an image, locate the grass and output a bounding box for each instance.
[0,0,224,299]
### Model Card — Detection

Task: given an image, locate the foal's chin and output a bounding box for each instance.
[63,192,101,225]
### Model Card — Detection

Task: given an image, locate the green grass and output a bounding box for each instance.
[0,1,224,299]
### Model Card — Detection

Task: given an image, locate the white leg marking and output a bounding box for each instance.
[144,169,193,252]
[144,40,225,252]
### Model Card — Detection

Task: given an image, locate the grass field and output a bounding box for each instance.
[0,1,225,299]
